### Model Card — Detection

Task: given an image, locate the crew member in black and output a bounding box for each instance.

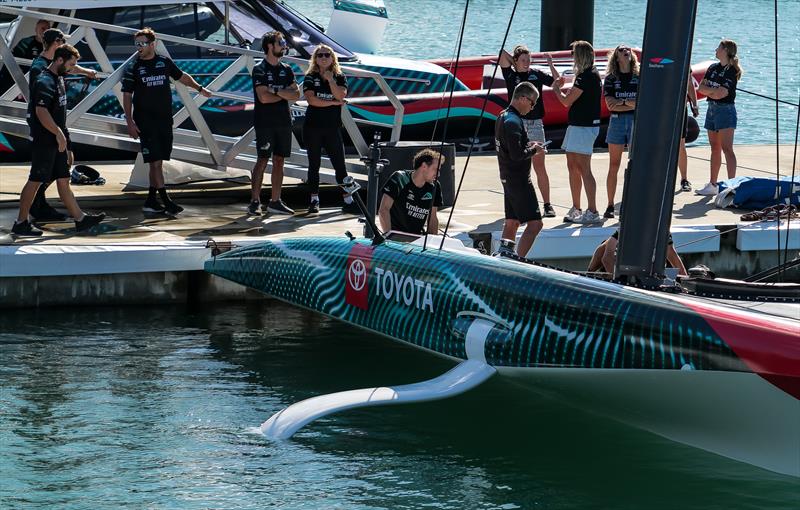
[499,45,559,217]
[602,43,639,219]
[379,148,444,235]
[303,44,356,214]
[11,45,105,237]
[0,19,49,93]
[27,29,97,223]
[248,31,300,216]
[553,40,602,225]
[122,27,211,215]
[495,82,546,258]
[696,38,742,196]
[678,70,699,192]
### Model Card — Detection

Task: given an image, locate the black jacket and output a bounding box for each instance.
[495,106,535,179]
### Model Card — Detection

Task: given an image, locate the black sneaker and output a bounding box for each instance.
[247,201,261,216]
[142,198,166,214]
[603,206,615,219]
[542,203,556,218]
[680,179,692,192]
[266,199,294,215]
[30,205,69,223]
[307,200,320,214]
[341,201,361,215]
[164,201,184,216]
[75,213,105,232]
[11,219,43,237]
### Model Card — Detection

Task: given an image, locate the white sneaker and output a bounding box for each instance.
[563,206,582,223]
[695,182,718,196]
[573,209,602,224]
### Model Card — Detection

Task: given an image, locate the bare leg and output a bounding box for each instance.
[606,143,624,209]
[577,153,597,213]
[54,178,83,219]
[707,130,722,184]
[517,220,543,258]
[719,128,737,179]
[16,181,42,222]
[501,219,520,243]
[149,161,165,188]
[565,152,583,209]
[270,155,285,202]
[251,156,268,202]
[678,137,688,181]
[531,152,550,204]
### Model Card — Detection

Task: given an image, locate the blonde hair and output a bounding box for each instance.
[571,40,595,75]
[606,44,639,77]
[306,44,342,77]
[719,39,743,80]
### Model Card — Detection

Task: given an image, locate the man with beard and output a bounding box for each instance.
[27,28,97,223]
[248,30,300,216]
[122,27,211,216]
[11,44,105,236]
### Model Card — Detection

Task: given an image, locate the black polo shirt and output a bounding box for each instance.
[13,35,43,60]
[501,65,554,120]
[28,55,51,95]
[252,59,295,128]
[28,68,67,145]
[703,63,737,104]
[303,71,348,128]
[121,55,183,122]
[603,71,639,111]
[382,170,442,234]
[569,67,602,126]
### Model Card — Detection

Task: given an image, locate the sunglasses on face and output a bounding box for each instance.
[277,39,288,47]
[618,47,630,53]
[316,52,332,59]
[134,41,150,48]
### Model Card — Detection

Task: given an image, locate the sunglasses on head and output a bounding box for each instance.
[134,41,150,48]
[316,52,332,59]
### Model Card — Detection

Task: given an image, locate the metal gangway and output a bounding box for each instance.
[0,5,404,187]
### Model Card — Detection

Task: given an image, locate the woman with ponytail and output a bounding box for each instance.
[696,39,742,196]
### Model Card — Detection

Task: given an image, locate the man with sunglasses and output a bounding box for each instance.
[122,27,211,216]
[248,31,300,216]
[26,28,97,223]
[494,82,546,259]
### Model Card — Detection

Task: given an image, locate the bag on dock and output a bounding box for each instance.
[715,176,800,210]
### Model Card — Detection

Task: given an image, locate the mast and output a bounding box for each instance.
[614,0,698,287]
[540,0,594,51]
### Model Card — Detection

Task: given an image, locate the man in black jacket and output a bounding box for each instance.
[495,82,546,258]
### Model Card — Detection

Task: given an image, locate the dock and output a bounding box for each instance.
[1,144,798,308]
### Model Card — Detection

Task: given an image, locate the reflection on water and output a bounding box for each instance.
[0,302,796,509]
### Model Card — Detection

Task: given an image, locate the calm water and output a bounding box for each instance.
[1,302,797,509]
[291,0,800,147]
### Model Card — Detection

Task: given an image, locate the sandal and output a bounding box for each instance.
[778,204,798,219]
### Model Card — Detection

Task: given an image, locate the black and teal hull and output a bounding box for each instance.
[204,237,800,476]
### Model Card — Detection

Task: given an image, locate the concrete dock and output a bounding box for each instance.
[1,144,798,307]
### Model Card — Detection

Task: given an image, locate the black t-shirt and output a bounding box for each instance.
[252,59,295,128]
[382,170,443,235]
[28,55,51,95]
[703,63,737,104]
[121,55,184,122]
[495,106,534,179]
[28,68,67,144]
[13,35,43,60]
[603,71,639,113]
[303,71,348,128]
[501,65,554,120]
[569,67,602,126]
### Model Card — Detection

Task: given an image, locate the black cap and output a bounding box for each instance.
[42,28,68,47]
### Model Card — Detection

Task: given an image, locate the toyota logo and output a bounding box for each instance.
[348,258,367,291]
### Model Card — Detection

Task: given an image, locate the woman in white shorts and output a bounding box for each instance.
[552,40,602,224]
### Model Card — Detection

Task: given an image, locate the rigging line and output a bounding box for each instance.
[737,88,799,108]
[782,84,800,269]
[429,21,464,146]
[773,0,782,280]
[672,216,787,250]
[422,0,470,252]
[439,0,522,251]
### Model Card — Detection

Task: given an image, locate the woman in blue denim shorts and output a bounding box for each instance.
[552,40,603,224]
[696,39,742,196]
[602,44,639,218]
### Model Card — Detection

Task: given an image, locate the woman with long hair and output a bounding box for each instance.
[602,44,639,218]
[696,39,742,196]
[303,44,357,214]
[552,40,603,224]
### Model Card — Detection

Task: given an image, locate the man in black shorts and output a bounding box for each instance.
[11,45,104,237]
[122,27,211,216]
[248,31,300,216]
[495,82,546,258]
[378,148,443,235]
[27,28,97,223]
